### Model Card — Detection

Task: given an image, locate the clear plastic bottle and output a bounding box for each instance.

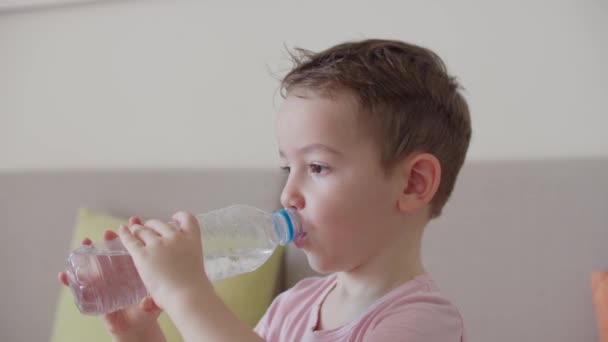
[65,205,300,315]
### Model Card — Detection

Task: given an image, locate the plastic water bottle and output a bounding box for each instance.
[65,205,301,315]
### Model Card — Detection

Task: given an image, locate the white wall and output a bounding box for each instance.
[1,0,606,171]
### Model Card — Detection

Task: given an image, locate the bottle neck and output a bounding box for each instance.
[272,208,299,245]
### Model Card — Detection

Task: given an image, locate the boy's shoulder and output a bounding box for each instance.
[279,273,455,309]
[362,274,466,341]
[258,274,466,341]
[375,274,463,316]
[263,274,336,316]
[290,274,334,290]
[277,274,335,302]
[255,275,335,336]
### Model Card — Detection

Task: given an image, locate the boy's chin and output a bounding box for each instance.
[305,253,338,275]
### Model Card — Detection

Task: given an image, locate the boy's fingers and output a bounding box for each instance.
[58,272,69,287]
[140,296,162,313]
[167,220,181,233]
[129,216,142,226]
[103,230,119,241]
[144,219,177,237]
[132,225,160,245]
[172,211,200,236]
[118,225,144,252]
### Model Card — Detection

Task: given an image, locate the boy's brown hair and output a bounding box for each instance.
[281,39,472,218]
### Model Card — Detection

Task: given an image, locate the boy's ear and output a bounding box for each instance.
[396,153,441,214]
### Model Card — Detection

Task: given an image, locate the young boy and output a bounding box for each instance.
[60,38,471,341]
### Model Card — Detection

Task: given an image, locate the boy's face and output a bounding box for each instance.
[277,88,405,274]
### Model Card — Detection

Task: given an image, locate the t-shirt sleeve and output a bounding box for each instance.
[253,291,287,340]
[364,301,465,342]
[253,308,270,339]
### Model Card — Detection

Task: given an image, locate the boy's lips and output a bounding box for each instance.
[294,232,308,248]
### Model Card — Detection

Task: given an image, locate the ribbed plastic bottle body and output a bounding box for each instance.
[195,205,279,280]
[65,239,148,315]
[65,205,295,315]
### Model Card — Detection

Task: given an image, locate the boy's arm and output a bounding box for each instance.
[166,284,264,342]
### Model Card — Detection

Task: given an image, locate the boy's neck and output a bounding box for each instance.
[334,220,426,302]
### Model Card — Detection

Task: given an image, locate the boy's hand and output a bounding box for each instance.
[117,211,212,312]
[57,217,166,342]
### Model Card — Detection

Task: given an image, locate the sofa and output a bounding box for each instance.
[1,159,606,341]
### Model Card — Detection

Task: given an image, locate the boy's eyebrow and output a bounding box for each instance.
[279,143,342,158]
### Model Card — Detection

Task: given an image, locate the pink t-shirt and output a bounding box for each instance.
[255,274,466,342]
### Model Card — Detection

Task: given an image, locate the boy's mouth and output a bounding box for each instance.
[294,232,308,248]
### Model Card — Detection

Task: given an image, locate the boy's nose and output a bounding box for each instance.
[280,182,305,210]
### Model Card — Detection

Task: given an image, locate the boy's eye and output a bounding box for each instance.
[309,163,328,174]
[280,164,329,175]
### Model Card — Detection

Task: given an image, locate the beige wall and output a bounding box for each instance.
[1,0,607,171]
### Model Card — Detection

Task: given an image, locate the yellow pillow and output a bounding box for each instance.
[51,208,284,342]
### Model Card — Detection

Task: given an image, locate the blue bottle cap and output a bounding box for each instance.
[272,208,299,245]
